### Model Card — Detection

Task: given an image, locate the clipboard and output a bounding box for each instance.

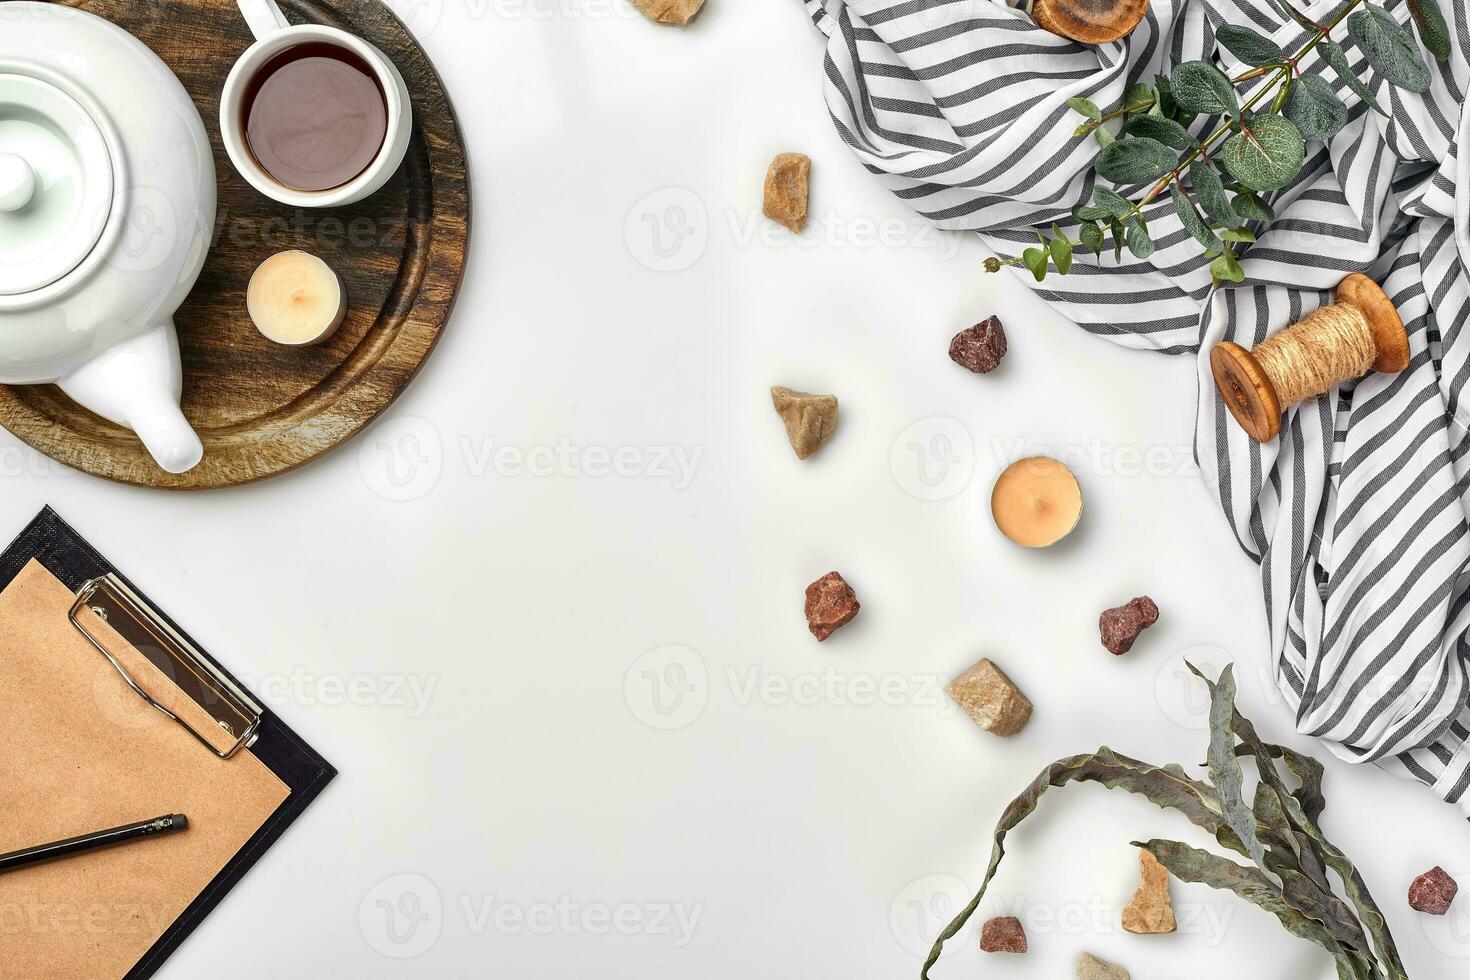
[0,506,337,980]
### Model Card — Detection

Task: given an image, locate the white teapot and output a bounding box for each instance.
[0,3,215,474]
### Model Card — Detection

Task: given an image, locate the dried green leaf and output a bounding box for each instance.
[1126,114,1199,150]
[1408,0,1452,61]
[1096,137,1177,184]
[1347,6,1431,94]
[920,748,1230,979]
[1171,184,1222,251]
[1223,114,1306,192]
[1318,39,1387,115]
[1203,665,1269,871]
[1286,74,1350,141]
[1189,161,1240,227]
[1068,96,1103,121]
[1217,24,1286,67]
[1171,60,1240,117]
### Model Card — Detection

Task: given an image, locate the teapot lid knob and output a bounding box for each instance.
[0,154,35,213]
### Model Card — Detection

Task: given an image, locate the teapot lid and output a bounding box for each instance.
[0,72,114,296]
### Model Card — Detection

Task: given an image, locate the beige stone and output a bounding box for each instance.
[1121,850,1177,934]
[630,0,705,25]
[1078,952,1130,980]
[945,658,1032,737]
[771,386,837,460]
[763,153,811,233]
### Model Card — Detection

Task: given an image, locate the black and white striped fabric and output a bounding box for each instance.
[803,0,1470,812]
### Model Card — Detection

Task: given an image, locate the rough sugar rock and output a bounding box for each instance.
[979,916,1027,953]
[949,316,1008,374]
[945,658,1032,737]
[1078,952,1130,980]
[1122,849,1177,934]
[763,153,811,233]
[630,0,705,25]
[771,386,837,460]
[1409,867,1459,915]
[805,571,859,641]
[1099,596,1159,655]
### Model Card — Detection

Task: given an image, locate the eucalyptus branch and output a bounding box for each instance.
[997,0,1447,285]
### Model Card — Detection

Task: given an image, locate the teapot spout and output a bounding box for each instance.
[57,322,204,475]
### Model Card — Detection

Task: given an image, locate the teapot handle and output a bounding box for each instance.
[237,0,291,41]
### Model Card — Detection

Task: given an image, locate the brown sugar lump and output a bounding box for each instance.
[805,571,859,641]
[945,658,1032,737]
[1121,849,1177,934]
[630,0,705,25]
[763,153,811,233]
[949,316,1008,374]
[978,916,1027,953]
[771,386,837,460]
[1099,596,1159,655]
[1409,867,1459,915]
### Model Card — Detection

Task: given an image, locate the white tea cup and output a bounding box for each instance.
[221,0,413,208]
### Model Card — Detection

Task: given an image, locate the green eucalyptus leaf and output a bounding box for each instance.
[1154,73,1179,117]
[1232,190,1276,221]
[1023,247,1049,282]
[1126,114,1199,150]
[1124,82,1156,113]
[1408,0,1452,61]
[1189,161,1240,227]
[1170,184,1222,250]
[1125,222,1155,259]
[1285,74,1350,142]
[1223,114,1306,192]
[1110,217,1126,261]
[919,748,1232,980]
[1216,24,1286,67]
[1068,96,1103,121]
[1347,6,1432,94]
[1080,221,1105,255]
[1171,60,1240,117]
[1095,123,1117,148]
[1092,186,1136,218]
[1211,250,1246,282]
[1220,227,1257,243]
[1073,203,1112,222]
[1096,136,1177,184]
[1318,39,1387,115]
[1050,226,1074,274]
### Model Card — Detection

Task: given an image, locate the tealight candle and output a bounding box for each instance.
[991,456,1083,548]
[246,250,346,347]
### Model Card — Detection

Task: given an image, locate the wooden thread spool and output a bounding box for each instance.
[1210,273,1410,443]
[1034,0,1149,44]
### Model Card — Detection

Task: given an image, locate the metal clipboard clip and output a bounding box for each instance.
[69,574,262,760]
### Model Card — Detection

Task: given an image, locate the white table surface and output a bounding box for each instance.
[7,1,1469,977]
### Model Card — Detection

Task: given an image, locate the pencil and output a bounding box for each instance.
[0,814,189,874]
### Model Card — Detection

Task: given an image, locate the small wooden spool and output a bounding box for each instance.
[1034,0,1149,44]
[1210,273,1410,443]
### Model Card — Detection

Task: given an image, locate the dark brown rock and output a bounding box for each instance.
[1409,867,1459,915]
[1100,596,1159,655]
[979,916,1027,953]
[949,316,1008,374]
[805,572,859,641]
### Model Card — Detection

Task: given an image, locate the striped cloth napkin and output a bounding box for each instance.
[802,0,1470,814]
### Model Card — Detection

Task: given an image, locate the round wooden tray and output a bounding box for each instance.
[0,0,469,489]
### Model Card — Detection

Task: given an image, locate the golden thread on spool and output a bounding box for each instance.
[1210,273,1410,443]
[1251,304,1377,408]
